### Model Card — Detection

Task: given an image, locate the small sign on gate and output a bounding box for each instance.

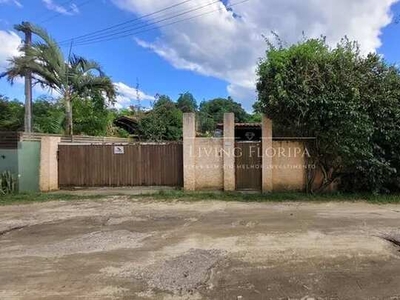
[114,146,125,154]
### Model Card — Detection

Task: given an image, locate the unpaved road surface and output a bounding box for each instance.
[0,197,400,300]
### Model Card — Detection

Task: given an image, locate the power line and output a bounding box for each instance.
[63,2,197,44]
[71,0,250,47]
[63,0,221,46]
[39,0,92,24]
[36,0,73,23]
[59,0,195,45]
[64,0,249,47]
[37,0,74,21]
[73,10,215,46]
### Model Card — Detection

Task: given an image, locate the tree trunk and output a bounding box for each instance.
[65,95,73,136]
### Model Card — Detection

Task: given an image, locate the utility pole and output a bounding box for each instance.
[135,78,141,113]
[21,21,32,133]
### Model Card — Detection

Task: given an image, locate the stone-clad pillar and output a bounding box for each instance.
[262,115,273,193]
[223,113,235,191]
[183,113,196,191]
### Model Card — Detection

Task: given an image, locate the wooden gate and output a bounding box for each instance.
[58,143,183,187]
[235,142,262,191]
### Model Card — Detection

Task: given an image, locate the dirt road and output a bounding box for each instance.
[0,197,399,299]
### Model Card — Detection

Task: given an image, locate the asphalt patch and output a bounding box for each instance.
[145,249,223,294]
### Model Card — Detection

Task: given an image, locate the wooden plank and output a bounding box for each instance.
[58,143,184,188]
[0,132,20,149]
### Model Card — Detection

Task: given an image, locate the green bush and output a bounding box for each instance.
[256,36,400,193]
[0,171,17,195]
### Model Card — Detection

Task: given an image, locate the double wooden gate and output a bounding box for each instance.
[235,142,262,191]
[58,143,183,187]
[58,142,263,190]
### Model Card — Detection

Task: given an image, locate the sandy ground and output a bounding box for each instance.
[0,197,399,300]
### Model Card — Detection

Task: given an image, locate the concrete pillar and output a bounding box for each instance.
[39,136,61,192]
[183,113,196,191]
[262,115,273,193]
[223,113,235,191]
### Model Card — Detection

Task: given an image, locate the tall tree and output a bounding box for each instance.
[199,97,250,132]
[0,95,128,137]
[32,97,64,134]
[255,37,400,193]
[1,23,116,135]
[139,95,183,141]
[73,92,117,136]
[176,92,197,113]
[0,95,24,131]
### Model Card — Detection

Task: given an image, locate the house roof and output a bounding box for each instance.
[114,116,140,134]
[114,112,151,134]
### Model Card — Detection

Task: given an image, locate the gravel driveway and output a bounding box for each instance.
[0,197,399,299]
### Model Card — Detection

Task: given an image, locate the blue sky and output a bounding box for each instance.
[1,0,400,111]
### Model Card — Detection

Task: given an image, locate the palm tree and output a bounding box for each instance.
[1,23,116,135]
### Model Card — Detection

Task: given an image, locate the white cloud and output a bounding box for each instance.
[112,0,398,109]
[0,30,21,72]
[114,82,155,109]
[0,30,49,98]
[0,0,22,8]
[42,0,80,15]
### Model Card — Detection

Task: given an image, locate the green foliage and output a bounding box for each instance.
[139,95,183,141]
[198,97,250,132]
[0,193,101,205]
[0,96,127,137]
[247,113,262,123]
[153,95,174,108]
[0,95,65,133]
[176,92,198,113]
[2,191,400,206]
[255,36,400,193]
[0,171,17,195]
[0,95,24,131]
[1,23,116,135]
[72,93,116,136]
[33,97,64,134]
[140,190,400,204]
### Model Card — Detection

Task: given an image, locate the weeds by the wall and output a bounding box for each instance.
[0,171,17,195]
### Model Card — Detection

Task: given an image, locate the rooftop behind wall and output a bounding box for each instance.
[0,132,20,149]
[0,132,131,145]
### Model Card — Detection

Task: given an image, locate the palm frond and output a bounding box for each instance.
[9,23,66,89]
[73,75,116,103]
[69,55,104,76]
[1,56,30,84]
[4,22,117,135]
[15,23,64,66]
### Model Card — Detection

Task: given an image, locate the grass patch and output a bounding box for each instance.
[1,190,400,206]
[0,193,101,206]
[135,190,400,204]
